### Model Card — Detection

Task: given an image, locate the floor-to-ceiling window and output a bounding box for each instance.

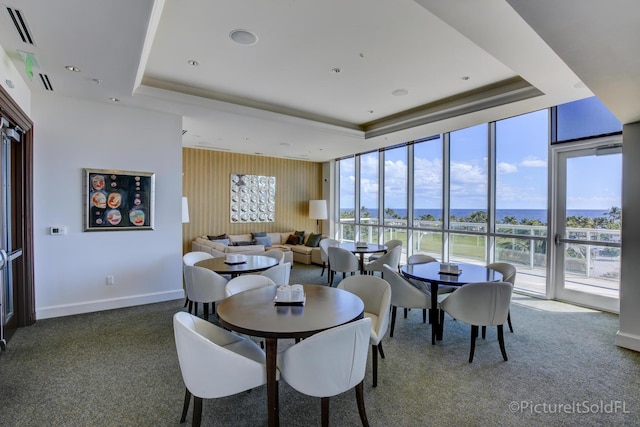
[338,156,355,241]
[335,96,622,309]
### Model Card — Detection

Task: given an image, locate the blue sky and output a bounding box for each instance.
[340,108,622,212]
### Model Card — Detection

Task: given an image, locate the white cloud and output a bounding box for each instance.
[520,157,547,168]
[497,162,518,174]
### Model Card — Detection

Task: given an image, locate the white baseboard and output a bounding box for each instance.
[36,289,185,320]
[615,331,640,352]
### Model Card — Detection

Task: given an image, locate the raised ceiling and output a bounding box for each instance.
[0,0,638,162]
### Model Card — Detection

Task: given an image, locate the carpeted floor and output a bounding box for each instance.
[1,263,639,426]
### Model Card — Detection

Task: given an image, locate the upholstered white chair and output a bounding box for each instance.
[407,253,437,265]
[260,262,291,286]
[486,262,517,334]
[405,253,456,320]
[263,249,285,264]
[225,275,276,297]
[277,318,372,427]
[363,245,402,277]
[439,281,513,362]
[183,265,228,319]
[337,275,391,387]
[382,264,432,337]
[173,312,271,426]
[367,239,402,262]
[319,238,339,281]
[182,252,214,309]
[328,246,359,286]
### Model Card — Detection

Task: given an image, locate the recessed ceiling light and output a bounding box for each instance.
[65,65,81,72]
[330,67,341,74]
[392,89,408,96]
[229,29,258,45]
[368,110,375,114]
[187,60,199,66]
[109,97,120,102]
[461,76,470,81]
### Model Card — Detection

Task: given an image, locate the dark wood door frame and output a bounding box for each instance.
[0,85,35,334]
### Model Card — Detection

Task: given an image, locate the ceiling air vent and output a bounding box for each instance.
[39,73,53,91]
[182,129,187,135]
[5,7,35,45]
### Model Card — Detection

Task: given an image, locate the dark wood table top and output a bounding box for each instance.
[194,255,278,276]
[217,284,365,339]
[401,262,503,285]
[338,242,388,254]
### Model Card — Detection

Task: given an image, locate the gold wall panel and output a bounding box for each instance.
[182,148,323,253]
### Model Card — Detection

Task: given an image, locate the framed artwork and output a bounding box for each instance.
[84,168,155,231]
[230,173,276,223]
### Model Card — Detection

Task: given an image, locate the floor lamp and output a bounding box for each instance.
[309,200,327,234]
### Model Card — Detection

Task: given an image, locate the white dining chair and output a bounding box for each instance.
[319,238,339,281]
[263,249,285,264]
[182,251,214,309]
[328,246,360,286]
[173,312,272,426]
[382,264,432,337]
[364,245,402,277]
[439,281,513,362]
[260,262,291,286]
[183,265,228,319]
[485,262,517,335]
[277,318,372,427]
[368,239,402,262]
[225,275,276,297]
[337,275,391,387]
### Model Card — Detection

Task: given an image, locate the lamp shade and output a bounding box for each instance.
[309,200,327,220]
[182,197,190,223]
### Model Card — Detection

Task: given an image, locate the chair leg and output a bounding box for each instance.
[469,325,478,363]
[403,308,408,318]
[390,306,397,337]
[422,309,427,324]
[183,297,189,308]
[498,325,508,361]
[321,262,326,277]
[355,380,370,427]
[507,311,513,333]
[439,309,445,339]
[378,341,385,359]
[203,303,209,320]
[180,388,191,423]
[372,344,378,387]
[482,325,486,339]
[193,396,203,427]
[321,397,330,427]
[187,300,193,315]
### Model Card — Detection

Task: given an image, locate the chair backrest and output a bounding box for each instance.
[226,275,276,297]
[439,282,513,327]
[319,238,339,262]
[263,249,285,264]
[183,251,213,266]
[277,317,371,397]
[370,245,402,269]
[384,239,403,251]
[328,246,359,273]
[486,262,517,285]
[407,254,438,265]
[382,264,430,309]
[337,275,391,345]
[173,312,268,398]
[183,265,228,303]
[260,262,291,285]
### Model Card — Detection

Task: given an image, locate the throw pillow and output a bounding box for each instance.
[254,235,272,247]
[251,231,267,239]
[305,233,323,248]
[294,230,306,245]
[207,233,228,241]
[233,241,254,246]
[286,234,299,245]
[211,238,230,246]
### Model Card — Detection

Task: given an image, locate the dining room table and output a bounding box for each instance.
[401,262,503,344]
[194,254,278,278]
[338,241,388,273]
[216,284,364,427]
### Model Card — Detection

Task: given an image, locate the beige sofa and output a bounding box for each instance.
[191,231,323,265]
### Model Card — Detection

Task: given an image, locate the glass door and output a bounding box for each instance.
[0,123,23,349]
[552,140,622,312]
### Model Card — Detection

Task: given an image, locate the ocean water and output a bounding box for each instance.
[347,208,613,224]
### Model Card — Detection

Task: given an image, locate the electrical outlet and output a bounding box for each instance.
[106,276,114,285]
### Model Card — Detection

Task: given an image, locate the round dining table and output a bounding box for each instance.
[401,262,503,344]
[217,284,364,427]
[194,255,278,278]
[338,242,388,273]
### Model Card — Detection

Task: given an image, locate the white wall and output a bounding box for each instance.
[617,121,640,351]
[0,41,31,115]
[32,94,184,319]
